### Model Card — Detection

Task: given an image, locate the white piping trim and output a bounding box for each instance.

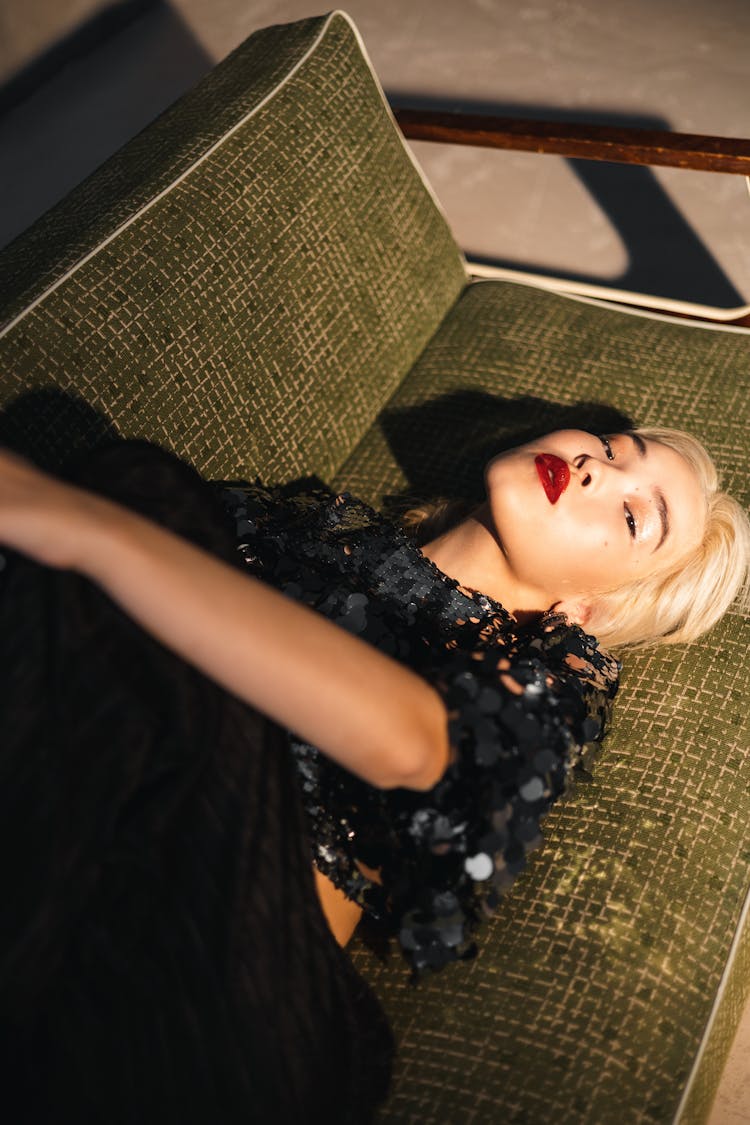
[531,290,750,334]
[672,880,750,1123]
[1,11,340,339]
[467,261,750,325]
[468,268,750,335]
[336,11,469,279]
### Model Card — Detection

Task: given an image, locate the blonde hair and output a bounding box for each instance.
[398,427,750,652]
[590,427,750,649]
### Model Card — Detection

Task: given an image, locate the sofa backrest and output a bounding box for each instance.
[0,12,466,481]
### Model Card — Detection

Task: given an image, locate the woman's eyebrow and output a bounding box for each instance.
[653,487,670,552]
[629,435,669,549]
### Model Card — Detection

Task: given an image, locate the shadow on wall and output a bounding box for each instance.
[0,0,212,249]
[387,94,744,309]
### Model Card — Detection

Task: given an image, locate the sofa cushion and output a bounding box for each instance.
[338,277,750,1125]
[0,12,465,481]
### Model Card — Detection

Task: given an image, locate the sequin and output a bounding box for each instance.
[213,477,620,976]
[465,853,494,880]
[519,776,545,803]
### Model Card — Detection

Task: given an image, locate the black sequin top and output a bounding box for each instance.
[214,478,620,974]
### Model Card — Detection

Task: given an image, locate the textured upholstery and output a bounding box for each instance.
[338,281,750,1124]
[0,12,465,482]
[1,10,749,1124]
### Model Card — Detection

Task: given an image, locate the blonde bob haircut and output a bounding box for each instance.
[588,427,750,649]
[399,426,750,652]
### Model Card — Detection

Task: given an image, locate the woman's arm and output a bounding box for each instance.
[0,449,450,790]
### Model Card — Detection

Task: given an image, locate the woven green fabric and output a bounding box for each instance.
[337,279,750,1124]
[0,12,465,483]
[3,7,750,1120]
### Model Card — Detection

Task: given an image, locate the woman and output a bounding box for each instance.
[0,426,747,1121]
[214,426,749,954]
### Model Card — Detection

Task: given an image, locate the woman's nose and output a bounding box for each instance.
[574,455,611,490]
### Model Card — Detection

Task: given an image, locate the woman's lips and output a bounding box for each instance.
[535,454,570,504]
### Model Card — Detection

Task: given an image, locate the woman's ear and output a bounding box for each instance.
[551,598,593,628]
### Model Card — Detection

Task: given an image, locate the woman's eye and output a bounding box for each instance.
[598,434,615,460]
[625,505,637,538]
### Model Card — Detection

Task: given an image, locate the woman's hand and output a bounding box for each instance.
[0,446,108,570]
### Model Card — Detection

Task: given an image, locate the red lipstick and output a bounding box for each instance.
[535,454,570,504]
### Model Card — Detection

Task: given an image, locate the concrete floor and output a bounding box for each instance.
[1,1,749,1119]
[3,0,750,309]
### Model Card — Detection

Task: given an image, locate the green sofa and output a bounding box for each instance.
[1,11,749,1123]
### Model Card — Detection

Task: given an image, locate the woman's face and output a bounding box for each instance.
[483,429,706,610]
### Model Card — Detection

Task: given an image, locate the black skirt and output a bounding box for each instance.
[0,440,393,1125]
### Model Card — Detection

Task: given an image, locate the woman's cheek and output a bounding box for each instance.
[548,523,598,592]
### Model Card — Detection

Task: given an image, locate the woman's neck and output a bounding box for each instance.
[419,501,549,624]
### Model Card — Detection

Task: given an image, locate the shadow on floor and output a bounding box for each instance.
[0,0,212,249]
[0,0,158,114]
[387,94,744,308]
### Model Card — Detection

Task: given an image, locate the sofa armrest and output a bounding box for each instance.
[394,109,750,175]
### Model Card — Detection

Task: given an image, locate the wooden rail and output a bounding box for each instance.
[393,109,750,175]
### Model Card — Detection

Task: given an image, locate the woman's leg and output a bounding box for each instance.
[0,440,392,1125]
